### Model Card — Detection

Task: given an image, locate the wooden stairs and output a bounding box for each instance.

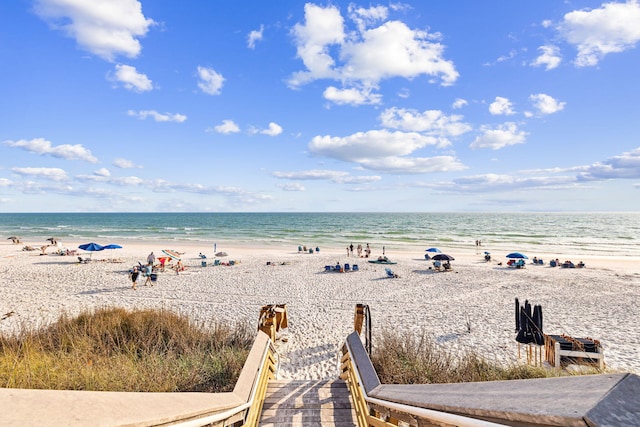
[258,379,357,427]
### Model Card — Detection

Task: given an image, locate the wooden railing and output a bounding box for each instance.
[0,331,278,427]
[340,331,639,427]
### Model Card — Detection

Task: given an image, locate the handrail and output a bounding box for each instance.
[341,333,506,427]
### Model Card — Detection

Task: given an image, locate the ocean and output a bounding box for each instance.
[1,212,639,257]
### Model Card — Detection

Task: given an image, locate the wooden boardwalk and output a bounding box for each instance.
[258,379,357,427]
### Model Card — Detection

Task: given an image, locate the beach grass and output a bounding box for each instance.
[372,328,558,384]
[0,307,253,392]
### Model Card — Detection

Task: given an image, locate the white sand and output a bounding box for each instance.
[1,240,639,380]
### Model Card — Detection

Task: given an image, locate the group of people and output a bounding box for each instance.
[129,251,188,290]
[347,243,372,258]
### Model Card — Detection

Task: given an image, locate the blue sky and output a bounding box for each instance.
[1,1,639,212]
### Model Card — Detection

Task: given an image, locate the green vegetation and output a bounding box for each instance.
[0,307,253,392]
[371,329,558,384]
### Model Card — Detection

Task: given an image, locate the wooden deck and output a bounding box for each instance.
[259,379,357,427]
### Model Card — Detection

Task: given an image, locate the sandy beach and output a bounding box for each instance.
[1,239,639,380]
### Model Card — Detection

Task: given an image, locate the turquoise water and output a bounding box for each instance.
[1,212,639,257]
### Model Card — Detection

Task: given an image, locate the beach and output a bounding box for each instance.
[1,239,639,380]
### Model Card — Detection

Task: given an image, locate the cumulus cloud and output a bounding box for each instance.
[110,64,153,92]
[529,93,566,115]
[127,110,187,122]
[260,122,283,136]
[531,45,562,70]
[378,107,472,144]
[197,66,225,95]
[452,98,468,109]
[323,86,382,105]
[247,25,264,49]
[578,147,640,180]
[309,130,439,162]
[213,120,240,134]
[113,158,142,169]
[94,168,111,177]
[4,138,98,163]
[558,0,640,67]
[289,3,458,105]
[489,97,515,115]
[470,122,527,150]
[12,167,68,181]
[33,0,155,61]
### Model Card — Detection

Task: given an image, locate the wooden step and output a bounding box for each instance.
[258,379,357,427]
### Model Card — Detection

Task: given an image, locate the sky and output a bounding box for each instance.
[1,0,640,213]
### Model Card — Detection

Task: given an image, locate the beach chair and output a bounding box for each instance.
[385,268,398,278]
[352,264,359,272]
[344,263,350,271]
[213,259,221,266]
[433,260,442,271]
[324,265,332,272]
[77,256,89,264]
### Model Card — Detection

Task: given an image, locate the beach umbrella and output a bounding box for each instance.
[506,252,528,259]
[515,298,520,332]
[425,247,441,253]
[484,251,491,255]
[7,236,19,240]
[46,237,59,244]
[161,249,181,260]
[532,305,544,345]
[432,253,454,261]
[78,242,104,258]
[102,244,122,250]
[215,251,228,257]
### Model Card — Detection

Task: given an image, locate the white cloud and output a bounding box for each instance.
[127,110,187,122]
[489,97,515,115]
[578,147,640,180]
[33,0,154,61]
[213,120,240,134]
[111,64,153,91]
[4,138,97,163]
[348,4,388,32]
[278,183,306,191]
[357,155,466,174]
[113,158,142,169]
[470,122,527,150]
[260,122,283,136]
[531,45,562,70]
[379,107,472,142]
[289,4,458,105]
[94,168,111,177]
[247,25,264,49]
[272,169,382,184]
[323,86,382,105]
[452,98,468,109]
[0,178,13,187]
[530,93,566,115]
[559,0,640,67]
[309,130,439,162]
[197,66,225,95]
[12,167,68,181]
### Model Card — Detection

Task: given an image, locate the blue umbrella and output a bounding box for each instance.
[506,252,528,259]
[102,244,122,250]
[78,242,104,258]
[425,247,441,253]
[78,242,104,252]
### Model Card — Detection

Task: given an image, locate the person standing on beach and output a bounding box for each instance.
[130,267,139,290]
[147,251,155,265]
[349,243,354,255]
[357,244,362,257]
[144,263,153,286]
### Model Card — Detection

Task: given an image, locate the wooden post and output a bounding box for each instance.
[354,304,365,335]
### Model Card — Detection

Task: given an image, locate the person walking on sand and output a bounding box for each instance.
[147,251,155,265]
[144,263,153,286]
[130,267,140,290]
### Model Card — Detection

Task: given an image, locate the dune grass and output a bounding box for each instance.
[0,307,254,392]
[371,328,559,384]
